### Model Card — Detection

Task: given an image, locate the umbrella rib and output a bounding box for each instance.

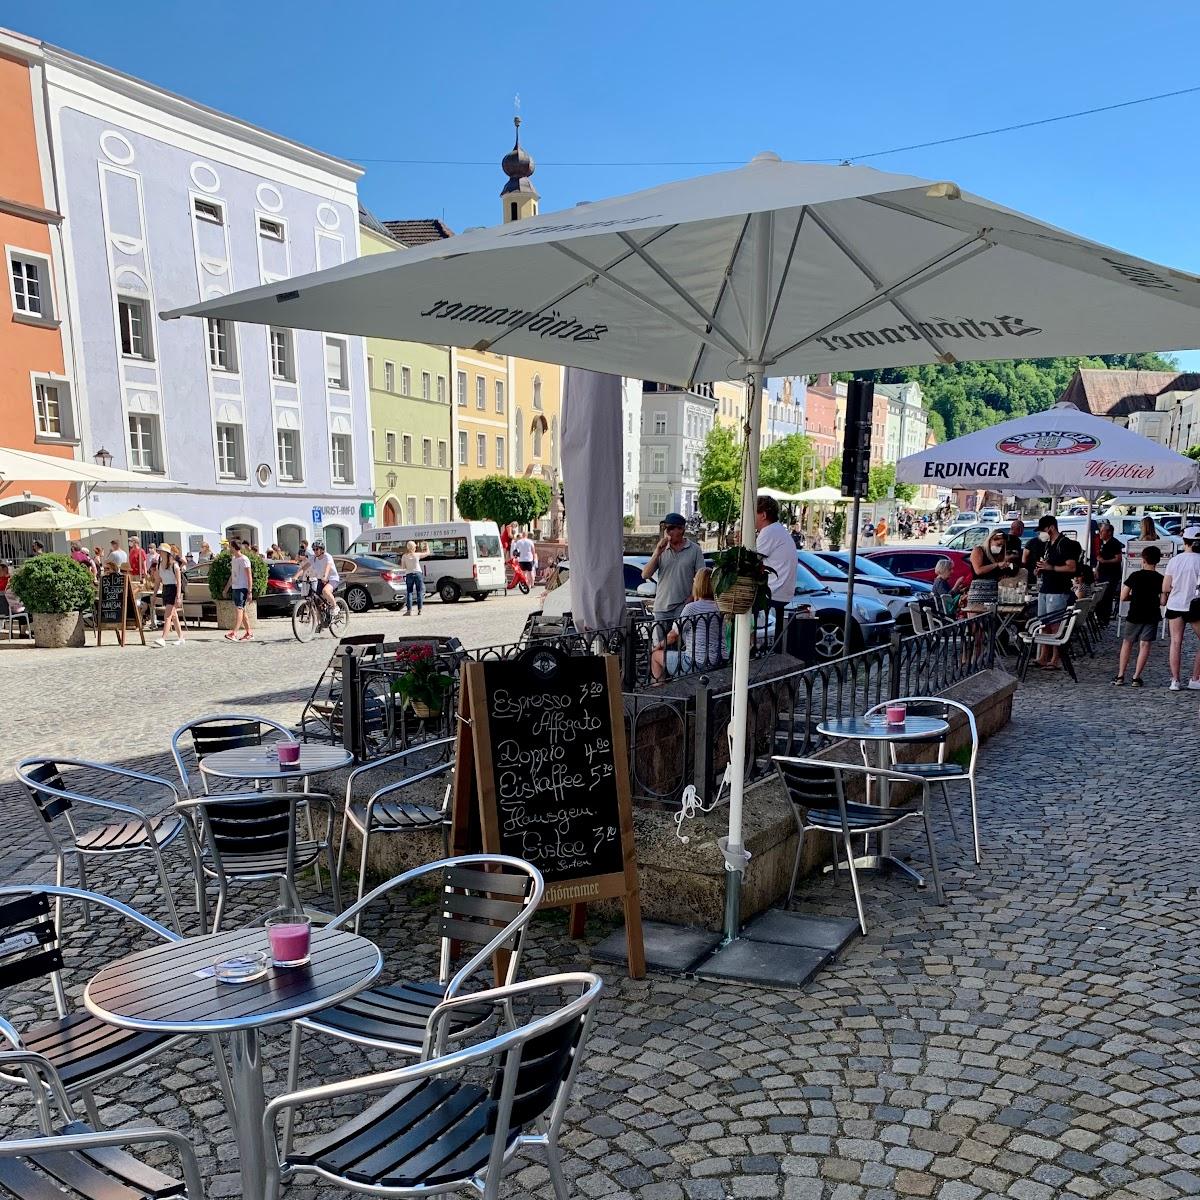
[547,241,746,364]
[757,207,806,364]
[685,215,753,386]
[614,231,749,360]
[770,221,989,362]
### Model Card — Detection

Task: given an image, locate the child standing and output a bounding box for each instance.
[1114,544,1163,687]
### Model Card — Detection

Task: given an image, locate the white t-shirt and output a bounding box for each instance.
[311,551,340,586]
[229,553,252,591]
[400,551,422,572]
[755,521,798,602]
[513,537,535,563]
[1163,551,1200,612]
[105,548,128,569]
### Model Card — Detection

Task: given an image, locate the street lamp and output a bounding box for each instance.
[93,447,113,469]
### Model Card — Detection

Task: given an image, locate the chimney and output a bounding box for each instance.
[817,372,832,388]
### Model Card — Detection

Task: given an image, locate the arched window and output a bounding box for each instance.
[514,408,524,472]
[509,201,518,221]
[533,375,543,410]
[532,419,542,458]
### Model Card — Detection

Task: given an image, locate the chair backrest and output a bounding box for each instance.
[17,759,72,826]
[438,862,539,985]
[0,892,61,995]
[197,794,296,859]
[774,757,841,810]
[171,714,290,795]
[906,601,926,633]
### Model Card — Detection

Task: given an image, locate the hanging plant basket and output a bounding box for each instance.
[410,699,441,720]
[716,576,760,615]
[712,546,772,616]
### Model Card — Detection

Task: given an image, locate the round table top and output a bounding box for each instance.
[198,743,351,781]
[84,928,381,1034]
[817,714,949,741]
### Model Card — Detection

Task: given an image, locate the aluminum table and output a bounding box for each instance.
[816,714,949,886]
[198,743,352,792]
[85,926,381,1200]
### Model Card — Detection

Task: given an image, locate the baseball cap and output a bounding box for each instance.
[1183,526,1200,540]
[663,512,686,528]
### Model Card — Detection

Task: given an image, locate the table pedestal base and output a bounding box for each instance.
[230,1027,269,1200]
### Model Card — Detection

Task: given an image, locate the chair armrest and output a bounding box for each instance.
[0,1049,74,1119]
[772,754,929,786]
[344,739,454,805]
[0,885,179,944]
[0,1123,204,1199]
[365,761,453,813]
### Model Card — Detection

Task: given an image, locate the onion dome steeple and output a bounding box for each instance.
[501,116,539,223]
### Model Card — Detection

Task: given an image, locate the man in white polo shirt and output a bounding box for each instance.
[755,494,798,647]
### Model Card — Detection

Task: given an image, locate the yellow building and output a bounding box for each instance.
[511,357,562,532]
[451,347,509,484]
[713,380,747,431]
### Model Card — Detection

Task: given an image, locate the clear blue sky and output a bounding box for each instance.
[7,0,1200,367]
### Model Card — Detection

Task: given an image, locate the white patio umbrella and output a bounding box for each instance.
[794,485,853,503]
[0,508,103,533]
[88,506,210,535]
[0,445,176,486]
[164,152,1200,942]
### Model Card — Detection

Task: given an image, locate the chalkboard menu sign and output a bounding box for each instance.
[452,647,644,977]
[95,571,144,646]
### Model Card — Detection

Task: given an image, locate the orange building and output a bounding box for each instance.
[0,32,77,531]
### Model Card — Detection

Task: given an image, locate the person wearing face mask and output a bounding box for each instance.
[964,528,1011,614]
[1033,515,1080,669]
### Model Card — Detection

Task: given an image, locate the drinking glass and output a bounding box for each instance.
[265,910,311,967]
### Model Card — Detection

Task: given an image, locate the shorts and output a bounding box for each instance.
[1167,599,1200,623]
[1037,592,1069,619]
[231,587,249,609]
[1122,621,1157,643]
[161,584,177,606]
[663,650,694,676]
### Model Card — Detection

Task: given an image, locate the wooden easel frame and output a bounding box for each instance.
[95,571,145,647]
[451,653,645,979]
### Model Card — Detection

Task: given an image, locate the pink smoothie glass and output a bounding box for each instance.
[276,741,301,766]
[886,703,907,725]
[266,910,311,967]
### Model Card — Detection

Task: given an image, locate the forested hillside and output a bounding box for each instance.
[838,353,1178,442]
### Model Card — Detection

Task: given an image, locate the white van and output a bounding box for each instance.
[354,521,505,602]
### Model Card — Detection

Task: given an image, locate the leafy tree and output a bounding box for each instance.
[698,425,741,488]
[698,480,741,543]
[866,463,916,504]
[759,433,819,493]
[823,457,842,489]
[477,475,550,528]
[1186,446,1200,461]
[455,479,484,520]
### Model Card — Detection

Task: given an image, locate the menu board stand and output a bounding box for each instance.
[451,647,645,979]
[96,571,145,647]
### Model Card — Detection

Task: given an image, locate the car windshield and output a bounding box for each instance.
[793,561,827,594]
[828,553,892,580]
[270,562,300,579]
[798,551,847,580]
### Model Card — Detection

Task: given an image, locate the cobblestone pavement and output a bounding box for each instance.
[2,625,1200,1200]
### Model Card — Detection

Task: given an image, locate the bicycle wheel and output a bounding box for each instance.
[327,598,351,637]
[291,599,318,643]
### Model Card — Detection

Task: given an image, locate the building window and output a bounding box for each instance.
[324,337,349,390]
[402,434,412,463]
[437,439,447,467]
[9,252,52,319]
[422,437,432,466]
[406,496,417,524]
[532,421,542,458]
[533,375,543,410]
[257,216,285,241]
[439,498,449,521]
[269,328,294,380]
[514,409,524,472]
[401,365,411,395]
[653,412,666,435]
[495,380,505,413]
[424,497,434,522]
[385,432,396,463]
[331,432,353,483]
[384,361,395,392]
[476,433,486,466]
[495,436,505,469]
[367,356,374,387]
[118,297,152,359]
[475,376,485,410]
[193,197,224,224]
[215,423,245,479]
[456,371,467,406]
[206,318,236,372]
[437,375,447,404]
[650,493,667,518]
[34,380,73,439]
[421,371,431,400]
[276,427,302,482]
[127,413,162,472]
[651,449,666,473]
[458,430,468,464]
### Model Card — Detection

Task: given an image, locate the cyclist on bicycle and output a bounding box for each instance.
[297,540,339,609]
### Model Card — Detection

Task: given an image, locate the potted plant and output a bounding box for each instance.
[828,510,846,551]
[207,548,268,629]
[11,553,95,648]
[711,545,772,616]
[391,643,453,718]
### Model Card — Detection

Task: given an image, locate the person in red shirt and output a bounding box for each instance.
[127,537,147,577]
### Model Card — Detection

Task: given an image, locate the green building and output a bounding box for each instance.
[359,210,453,527]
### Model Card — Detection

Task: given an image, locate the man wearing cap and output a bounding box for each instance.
[643,512,705,632]
[1161,526,1200,691]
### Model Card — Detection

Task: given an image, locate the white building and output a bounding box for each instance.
[1127,387,1200,453]
[621,377,642,520]
[876,381,929,464]
[638,382,717,523]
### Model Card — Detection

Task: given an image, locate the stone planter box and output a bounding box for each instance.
[31,611,86,648]
[215,598,257,629]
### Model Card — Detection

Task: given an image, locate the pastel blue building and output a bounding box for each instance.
[44,44,371,554]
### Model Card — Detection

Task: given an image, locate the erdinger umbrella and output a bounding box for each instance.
[165,152,1200,942]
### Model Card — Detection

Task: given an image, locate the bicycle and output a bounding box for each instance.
[291,578,351,643]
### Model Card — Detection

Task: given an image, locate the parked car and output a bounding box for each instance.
[538,559,651,621]
[978,507,1002,524]
[182,560,306,620]
[785,560,895,659]
[333,555,409,612]
[797,550,928,624]
[943,523,1040,552]
[354,520,504,602]
[944,513,979,537]
[865,546,974,592]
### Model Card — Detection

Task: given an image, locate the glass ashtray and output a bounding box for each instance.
[213,952,270,984]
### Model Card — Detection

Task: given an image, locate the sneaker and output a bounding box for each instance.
[1131,677,1144,687]
[1187,679,1200,691]
[224,631,237,641]
[173,639,185,647]
[239,631,252,641]
[1112,676,1123,686]
[154,637,166,648]
[1170,679,1181,691]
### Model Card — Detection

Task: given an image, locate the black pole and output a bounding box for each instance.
[839,379,873,658]
[843,495,862,656]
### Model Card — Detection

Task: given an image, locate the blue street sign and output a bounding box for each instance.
[311,507,323,525]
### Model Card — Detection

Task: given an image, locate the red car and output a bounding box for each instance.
[864,547,974,592]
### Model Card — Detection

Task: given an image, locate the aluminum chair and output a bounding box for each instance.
[337,739,455,927]
[0,885,231,1132]
[176,790,340,932]
[16,758,189,933]
[266,973,602,1200]
[1015,608,1079,681]
[906,601,927,633]
[863,697,982,863]
[0,593,30,639]
[773,755,943,934]
[0,1049,204,1199]
[281,855,544,1153]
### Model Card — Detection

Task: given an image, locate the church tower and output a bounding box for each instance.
[501,116,539,224]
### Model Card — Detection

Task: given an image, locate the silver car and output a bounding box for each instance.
[334,555,409,613]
